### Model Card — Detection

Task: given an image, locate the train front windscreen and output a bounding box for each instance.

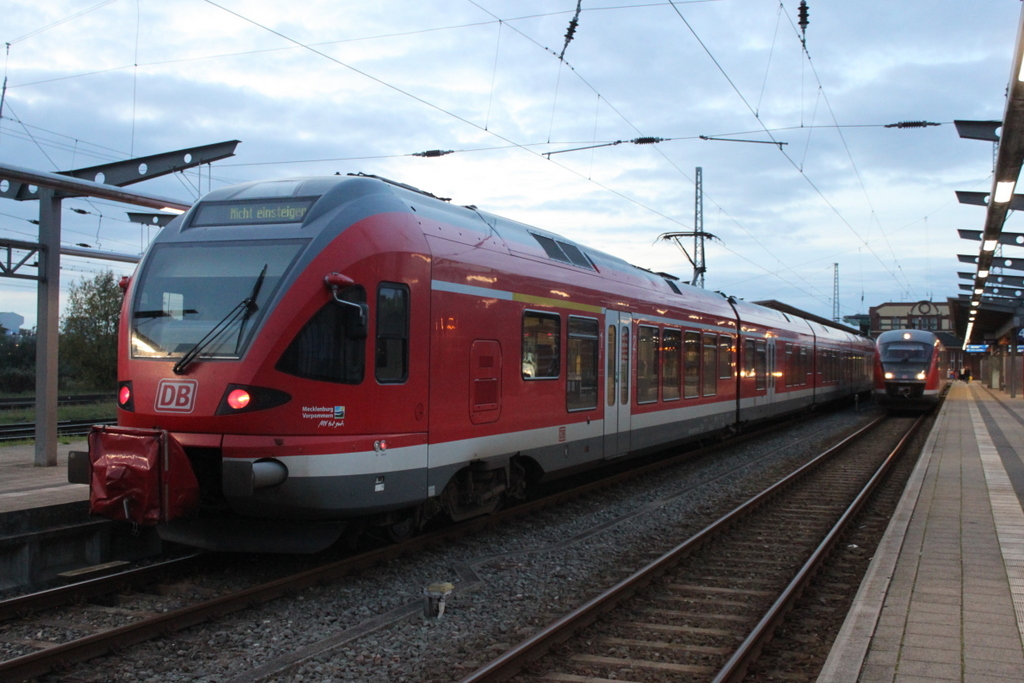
[878,340,932,381]
[130,239,307,361]
[878,341,931,364]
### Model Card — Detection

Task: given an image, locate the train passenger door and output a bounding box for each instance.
[604,311,632,458]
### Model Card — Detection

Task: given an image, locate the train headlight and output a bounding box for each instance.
[215,384,291,415]
[884,372,894,379]
[117,381,135,412]
[916,372,926,380]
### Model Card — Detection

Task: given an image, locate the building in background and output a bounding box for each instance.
[868,301,952,337]
[0,312,24,335]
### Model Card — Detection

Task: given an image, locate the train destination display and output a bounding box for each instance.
[190,197,316,227]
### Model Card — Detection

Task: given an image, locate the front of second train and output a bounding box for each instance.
[873,329,948,410]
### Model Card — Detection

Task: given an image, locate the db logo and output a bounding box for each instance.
[154,379,199,413]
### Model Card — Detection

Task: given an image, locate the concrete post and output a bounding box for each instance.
[34,189,61,467]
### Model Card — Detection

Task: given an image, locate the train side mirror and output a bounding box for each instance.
[325,272,368,338]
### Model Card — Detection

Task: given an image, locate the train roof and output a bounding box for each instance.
[184,173,731,305]
[174,174,865,339]
[876,329,943,345]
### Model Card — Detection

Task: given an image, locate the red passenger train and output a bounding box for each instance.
[71,174,875,552]
[873,329,950,411]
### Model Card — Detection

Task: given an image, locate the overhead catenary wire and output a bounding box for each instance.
[0,6,826,311]
[2,0,918,313]
[667,0,916,299]
[464,0,839,305]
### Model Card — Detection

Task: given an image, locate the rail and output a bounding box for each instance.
[456,413,925,683]
[0,419,115,443]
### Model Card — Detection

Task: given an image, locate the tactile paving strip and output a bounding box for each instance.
[969,397,1024,641]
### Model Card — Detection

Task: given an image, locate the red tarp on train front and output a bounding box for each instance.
[88,426,199,525]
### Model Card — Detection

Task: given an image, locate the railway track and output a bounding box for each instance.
[0,418,116,443]
[0,394,114,410]
[0,407,899,682]
[457,413,925,683]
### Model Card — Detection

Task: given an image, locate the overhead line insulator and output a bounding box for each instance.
[884,121,940,129]
[413,150,454,157]
[631,137,665,145]
[559,0,583,62]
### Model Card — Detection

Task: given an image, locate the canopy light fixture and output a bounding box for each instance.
[994,180,1016,203]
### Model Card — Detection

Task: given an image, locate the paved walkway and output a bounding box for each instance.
[0,438,89,514]
[820,382,1024,682]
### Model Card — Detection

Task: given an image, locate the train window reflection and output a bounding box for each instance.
[719,335,733,380]
[637,325,659,404]
[755,340,767,391]
[607,326,617,407]
[683,331,700,398]
[522,311,560,379]
[131,239,306,360]
[376,283,409,383]
[567,316,599,411]
[702,333,717,396]
[277,287,366,384]
[879,342,931,363]
[662,329,681,400]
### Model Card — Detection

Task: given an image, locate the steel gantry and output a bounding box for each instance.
[0,141,237,466]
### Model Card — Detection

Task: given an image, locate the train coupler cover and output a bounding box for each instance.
[86,426,199,525]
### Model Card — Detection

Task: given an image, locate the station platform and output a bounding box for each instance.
[821,381,1024,682]
[0,438,89,514]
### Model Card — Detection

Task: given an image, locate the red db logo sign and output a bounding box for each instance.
[154,379,198,413]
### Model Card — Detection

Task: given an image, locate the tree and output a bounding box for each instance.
[0,330,35,393]
[60,270,123,390]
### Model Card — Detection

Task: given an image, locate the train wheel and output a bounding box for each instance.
[385,514,417,543]
[440,472,504,522]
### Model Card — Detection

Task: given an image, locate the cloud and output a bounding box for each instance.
[1,0,1022,328]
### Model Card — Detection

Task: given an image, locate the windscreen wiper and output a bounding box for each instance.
[134,309,199,319]
[172,265,268,375]
[235,264,268,353]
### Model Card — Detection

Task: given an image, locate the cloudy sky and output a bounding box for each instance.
[1,0,1021,330]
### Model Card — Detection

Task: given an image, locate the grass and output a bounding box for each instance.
[0,400,118,426]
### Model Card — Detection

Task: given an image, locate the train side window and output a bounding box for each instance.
[702,333,717,396]
[606,325,617,407]
[620,327,630,405]
[276,286,366,384]
[375,283,409,383]
[785,343,793,387]
[719,335,733,380]
[522,311,560,379]
[662,329,681,400]
[754,339,767,391]
[800,347,809,385]
[684,331,700,398]
[637,325,660,404]
[567,317,599,411]
[743,338,755,382]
